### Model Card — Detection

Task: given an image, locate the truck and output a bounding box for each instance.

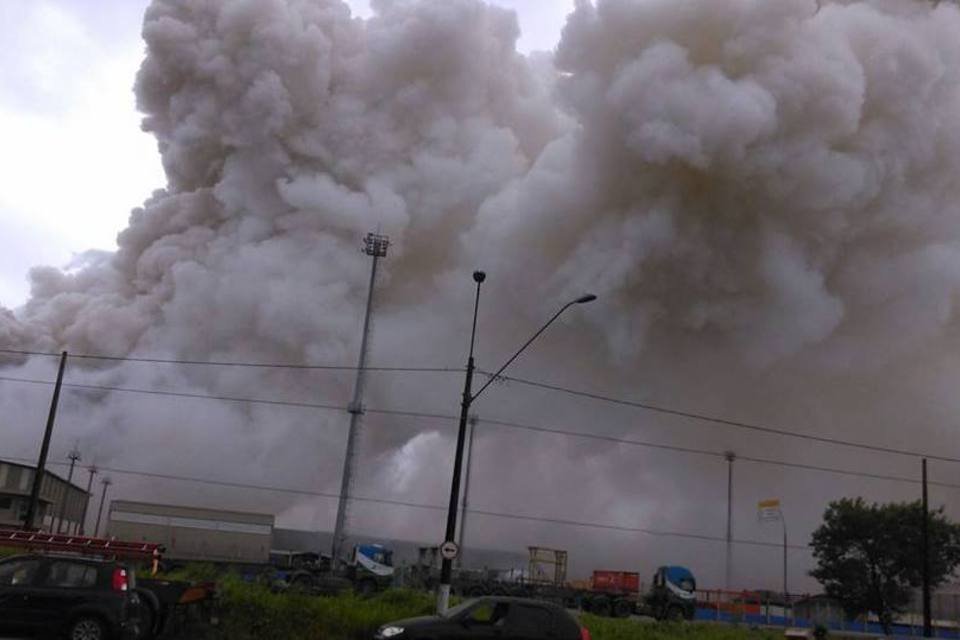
[270,543,396,596]
[407,545,697,620]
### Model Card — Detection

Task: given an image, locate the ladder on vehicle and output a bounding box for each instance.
[0,527,164,562]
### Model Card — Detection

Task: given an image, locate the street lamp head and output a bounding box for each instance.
[473,271,487,284]
[575,293,597,304]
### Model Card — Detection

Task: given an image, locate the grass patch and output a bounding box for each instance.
[207,578,437,640]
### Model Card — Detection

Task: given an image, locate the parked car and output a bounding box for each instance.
[374,596,591,640]
[0,553,142,640]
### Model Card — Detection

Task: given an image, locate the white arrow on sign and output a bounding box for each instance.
[440,541,460,560]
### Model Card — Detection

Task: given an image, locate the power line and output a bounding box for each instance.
[0,375,347,412]
[13,455,809,551]
[4,347,956,463]
[479,371,960,465]
[1,373,952,490]
[0,348,461,373]
[367,408,960,490]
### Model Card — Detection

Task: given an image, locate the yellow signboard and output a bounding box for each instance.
[758,499,782,522]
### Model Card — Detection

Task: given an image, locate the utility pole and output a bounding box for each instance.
[55,447,81,533]
[456,415,479,568]
[725,451,736,592]
[94,476,112,538]
[79,465,98,535]
[331,232,389,565]
[922,458,931,638]
[781,511,788,607]
[24,351,68,531]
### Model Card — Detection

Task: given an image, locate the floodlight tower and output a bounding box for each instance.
[331,232,389,564]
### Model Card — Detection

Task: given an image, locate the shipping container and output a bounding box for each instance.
[592,570,640,593]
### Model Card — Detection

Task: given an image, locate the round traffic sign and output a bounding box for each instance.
[440,540,459,560]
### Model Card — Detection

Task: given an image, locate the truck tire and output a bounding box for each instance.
[290,574,314,593]
[467,585,486,598]
[134,588,161,639]
[613,599,632,618]
[665,605,685,622]
[590,596,612,617]
[356,580,376,597]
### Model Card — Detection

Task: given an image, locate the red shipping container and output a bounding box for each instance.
[591,570,640,593]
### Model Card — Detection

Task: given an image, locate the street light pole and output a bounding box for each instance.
[436,275,596,614]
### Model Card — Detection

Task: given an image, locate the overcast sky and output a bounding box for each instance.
[0,0,573,308]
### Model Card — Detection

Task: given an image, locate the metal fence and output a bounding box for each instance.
[694,589,960,638]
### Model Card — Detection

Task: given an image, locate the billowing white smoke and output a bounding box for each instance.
[4,0,960,589]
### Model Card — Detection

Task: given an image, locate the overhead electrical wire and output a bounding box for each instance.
[477,370,960,464]
[0,348,460,373]
[0,374,956,488]
[4,346,956,463]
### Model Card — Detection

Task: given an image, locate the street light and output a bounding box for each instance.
[436,273,596,613]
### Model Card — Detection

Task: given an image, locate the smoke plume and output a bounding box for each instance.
[5,0,960,589]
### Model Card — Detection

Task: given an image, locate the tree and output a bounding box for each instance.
[810,498,960,634]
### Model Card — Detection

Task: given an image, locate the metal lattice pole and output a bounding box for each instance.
[331,232,388,565]
[93,476,112,538]
[55,447,81,533]
[78,465,98,535]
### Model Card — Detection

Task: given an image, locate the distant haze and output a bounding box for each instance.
[5,0,960,592]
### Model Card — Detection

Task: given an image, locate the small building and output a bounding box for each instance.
[0,459,89,534]
[107,500,275,564]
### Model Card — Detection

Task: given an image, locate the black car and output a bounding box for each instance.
[0,553,141,640]
[374,596,590,640]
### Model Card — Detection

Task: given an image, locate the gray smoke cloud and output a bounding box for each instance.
[5,0,960,590]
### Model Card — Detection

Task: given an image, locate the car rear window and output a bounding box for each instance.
[0,559,42,586]
[45,561,99,588]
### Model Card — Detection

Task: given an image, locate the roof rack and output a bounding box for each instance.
[0,527,163,561]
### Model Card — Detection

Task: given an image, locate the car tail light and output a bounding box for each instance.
[112,568,129,592]
[580,626,591,640]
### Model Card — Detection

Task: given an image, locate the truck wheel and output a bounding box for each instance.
[613,599,632,618]
[666,605,685,622]
[69,616,106,640]
[467,586,486,597]
[290,575,313,593]
[591,597,612,617]
[356,580,376,597]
